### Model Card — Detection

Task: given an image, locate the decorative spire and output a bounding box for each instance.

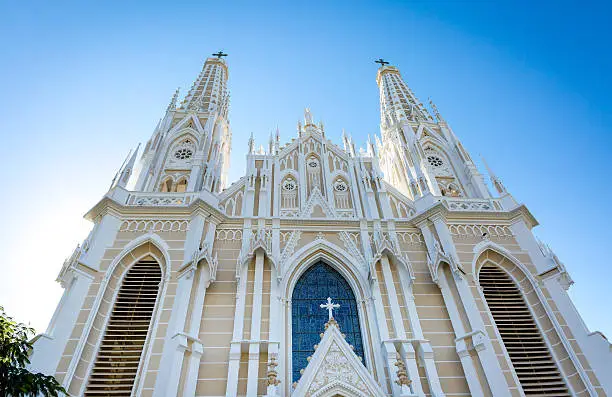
[180,56,229,118]
[481,156,507,194]
[376,64,433,126]
[428,97,444,123]
[248,132,255,154]
[166,87,179,112]
[113,144,140,189]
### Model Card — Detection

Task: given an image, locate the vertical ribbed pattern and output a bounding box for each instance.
[85,259,161,396]
[479,265,569,396]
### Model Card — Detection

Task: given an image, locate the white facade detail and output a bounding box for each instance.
[28,56,611,397]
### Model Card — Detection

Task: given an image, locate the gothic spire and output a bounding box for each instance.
[376,62,433,126]
[166,87,180,112]
[481,156,507,195]
[179,56,230,118]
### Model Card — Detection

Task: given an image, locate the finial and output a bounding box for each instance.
[480,155,507,194]
[304,107,313,125]
[248,132,255,154]
[275,125,280,142]
[212,50,228,59]
[320,297,340,321]
[167,87,180,112]
[428,97,444,122]
[375,58,390,67]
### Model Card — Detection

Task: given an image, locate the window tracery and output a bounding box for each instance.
[281,177,298,209]
[291,262,364,382]
[174,148,193,160]
[333,178,351,209]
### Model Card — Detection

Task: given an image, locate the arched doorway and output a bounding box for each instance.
[291,262,364,382]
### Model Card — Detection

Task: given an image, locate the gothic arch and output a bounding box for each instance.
[280,173,299,210]
[160,176,174,192]
[166,131,199,154]
[282,240,368,292]
[280,241,382,392]
[473,247,594,395]
[65,234,171,396]
[224,198,235,216]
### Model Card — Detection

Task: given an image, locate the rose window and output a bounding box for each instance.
[174,148,193,160]
[334,180,348,192]
[307,159,319,168]
[283,179,297,191]
[427,155,443,167]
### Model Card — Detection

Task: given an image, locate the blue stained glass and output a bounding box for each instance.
[291,262,365,382]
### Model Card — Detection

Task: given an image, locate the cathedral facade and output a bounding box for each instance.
[29,56,612,397]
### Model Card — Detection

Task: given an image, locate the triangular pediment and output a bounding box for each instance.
[301,188,336,218]
[169,114,205,136]
[293,319,386,397]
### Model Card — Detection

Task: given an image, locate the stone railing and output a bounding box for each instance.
[442,197,503,212]
[126,192,197,207]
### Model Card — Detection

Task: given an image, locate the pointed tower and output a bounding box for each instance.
[376,61,490,201]
[133,55,232,194]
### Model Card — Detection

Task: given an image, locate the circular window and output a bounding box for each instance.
[174,148,193,160]
[334,180,348,192]
[307,158,319,168]
[283,179,297,191]
[427,155,443,167]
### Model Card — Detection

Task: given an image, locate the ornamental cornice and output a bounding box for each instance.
[84,193,226,224]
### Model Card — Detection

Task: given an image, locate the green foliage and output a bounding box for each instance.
[0,306,66,396]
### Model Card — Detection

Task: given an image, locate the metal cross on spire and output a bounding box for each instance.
[375,58,389,67]
[320,297,340,320]
[212,50,228,59]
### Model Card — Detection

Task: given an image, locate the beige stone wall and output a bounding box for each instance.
[400,236,471,397]
[58,228,186,396]
[197,227,240,396]
[57,219,602,396]
[452,227,604,396]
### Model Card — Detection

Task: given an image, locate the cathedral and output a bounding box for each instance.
[29,54,612,397]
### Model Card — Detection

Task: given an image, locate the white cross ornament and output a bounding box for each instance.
[320,297,340,320]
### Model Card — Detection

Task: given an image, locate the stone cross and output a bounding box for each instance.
[320,297,340,320]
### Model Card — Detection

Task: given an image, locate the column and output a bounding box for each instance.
[430,216,510,396]
[154,214,206,397]
[396,270,445,397]
[226,260,248,397]
[380,256,424,396]
[418,221,485,397]
[247,251,265,395]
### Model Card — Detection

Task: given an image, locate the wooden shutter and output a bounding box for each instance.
[85,258,161,396]
[479,265,569,396]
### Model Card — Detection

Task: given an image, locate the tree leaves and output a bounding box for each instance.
[0,306,66,396]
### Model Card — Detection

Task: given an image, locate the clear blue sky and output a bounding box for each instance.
[1,1,611,338]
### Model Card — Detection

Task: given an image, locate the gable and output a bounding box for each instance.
[293,319,386,397]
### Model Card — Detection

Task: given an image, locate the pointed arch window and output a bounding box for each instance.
[333,178,351,209]
[291,262,364,382]
[479,264,569,395]
[85,258,162,396]
[160,178,173,193]
[175,178,188,193]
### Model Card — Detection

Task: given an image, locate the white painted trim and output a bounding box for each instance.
[64,233,171,396]
[472,245,596,396]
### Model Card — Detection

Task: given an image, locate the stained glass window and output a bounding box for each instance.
[291,262,365,382]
